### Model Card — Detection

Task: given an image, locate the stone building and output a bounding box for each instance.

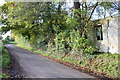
[94,16,120,54]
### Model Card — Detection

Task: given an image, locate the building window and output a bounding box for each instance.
[95,25,103,40]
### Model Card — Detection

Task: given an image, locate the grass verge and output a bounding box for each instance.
[0,46,10,78]
[15,44,119,79]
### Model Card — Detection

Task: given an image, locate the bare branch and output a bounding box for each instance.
[87,2,99,22]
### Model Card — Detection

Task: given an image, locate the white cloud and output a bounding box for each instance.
[0,0,6,6]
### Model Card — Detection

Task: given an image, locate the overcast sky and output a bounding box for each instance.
[0,0,6,6]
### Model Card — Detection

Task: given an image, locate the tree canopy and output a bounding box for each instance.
[1,1,119,54]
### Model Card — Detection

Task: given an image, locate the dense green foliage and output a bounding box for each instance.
[54,30,96,54]
[0,47,10,68]
[0,74,10,78]
[1,2,118,55]
[1,2,98,54]
[0,36,11,78]
[1,1,119,78]
[0,45,10,78]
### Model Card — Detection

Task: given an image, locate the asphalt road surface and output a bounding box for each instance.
[5,44,96,78]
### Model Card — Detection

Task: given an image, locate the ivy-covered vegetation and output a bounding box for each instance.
[0,48,10,68]
[1,1,119,78]
[0,43,10,78]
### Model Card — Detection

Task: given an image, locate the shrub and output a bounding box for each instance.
[83,46,96,54]
[54,29,96,55]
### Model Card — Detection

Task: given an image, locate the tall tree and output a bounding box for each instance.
[73,1,119,38]
[1,2,68,47]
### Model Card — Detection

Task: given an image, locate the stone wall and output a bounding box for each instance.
[96,17,119,54]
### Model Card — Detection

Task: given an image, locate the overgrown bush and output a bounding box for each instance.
[54,29,96,55]
[83,46,96,54]
[0,47,10,68]
[54,30,70,54]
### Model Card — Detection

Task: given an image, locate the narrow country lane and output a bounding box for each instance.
[5,44,96,78]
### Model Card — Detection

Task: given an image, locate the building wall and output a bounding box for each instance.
[96,17,119,54]
[118,17,120,54]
